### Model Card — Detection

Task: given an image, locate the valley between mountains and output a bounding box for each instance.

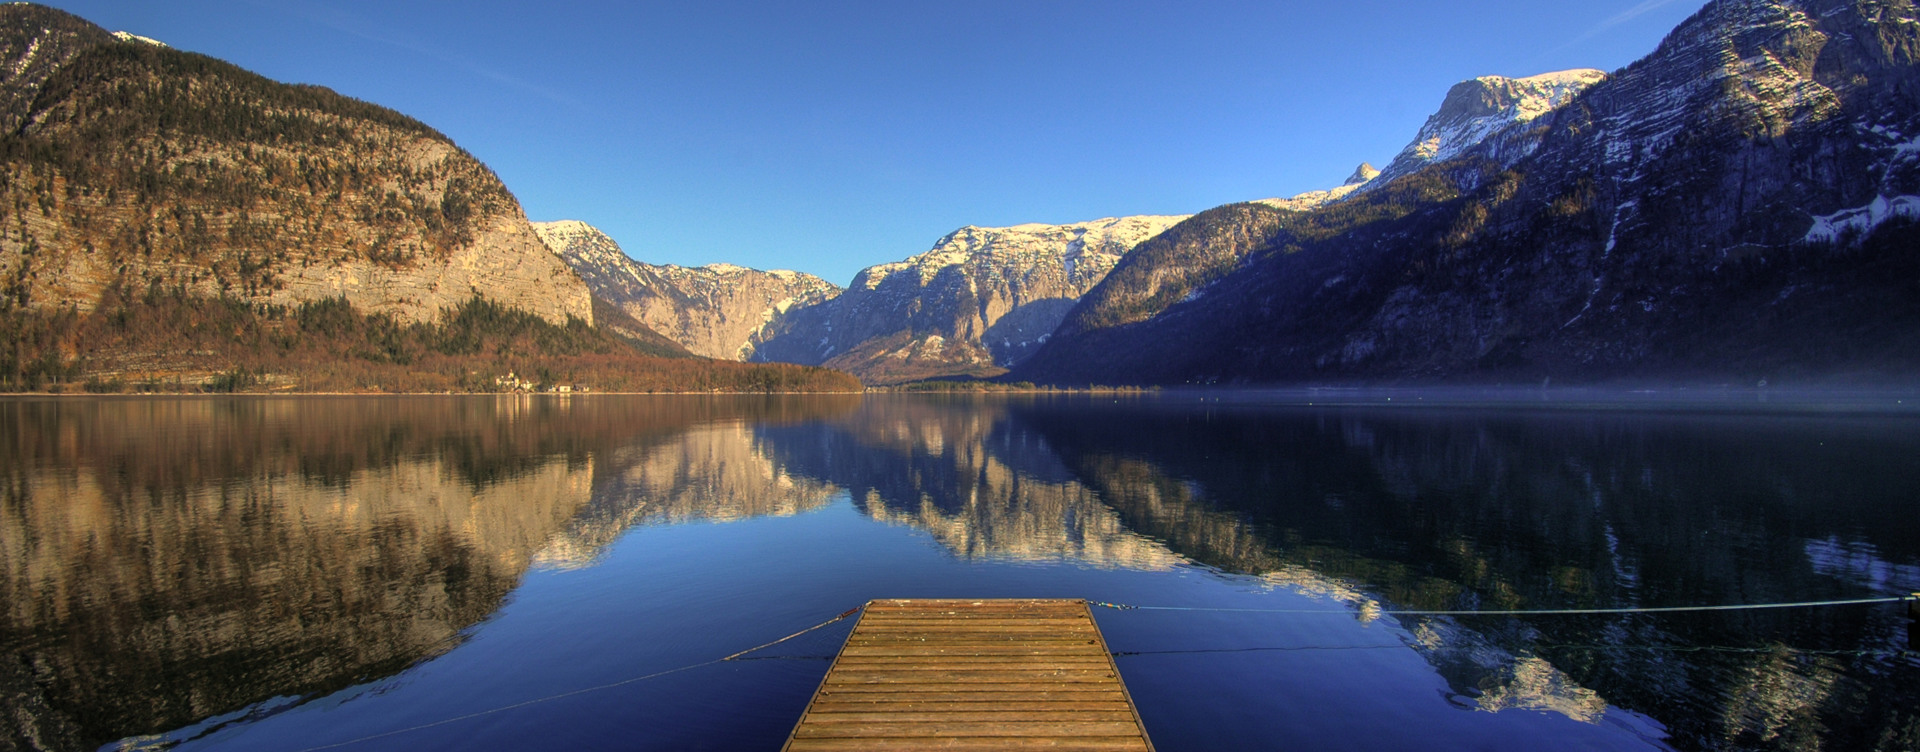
[3,0,1917,392]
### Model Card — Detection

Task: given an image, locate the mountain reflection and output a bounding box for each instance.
[0,395,857,751]
[4,395,1916,751]
[536,421,843,569]
[756,397,1181,570]
[1008,399,1920,750]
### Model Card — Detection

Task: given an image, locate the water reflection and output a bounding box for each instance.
[1,395,1916,751]
[0,395,857,751]
[756,398,1181,569]
[1008,400,1920,750]
[536,421,843,569]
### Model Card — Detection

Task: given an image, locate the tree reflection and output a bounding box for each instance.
[0,395,856,750]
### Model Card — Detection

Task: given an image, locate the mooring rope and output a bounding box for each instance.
[1090,594,1916,617]
[1111,644,1914,659]
[284,605,863,752]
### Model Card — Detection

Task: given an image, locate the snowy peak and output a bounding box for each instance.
[1371,68,1608,186]
[1253,163,1380,211]
[854,215,1190,292]
[532,219,630,274]
[752,214,1188,383]
[529,219,609,261]
[111,30,166,48]
[530,218,599,242]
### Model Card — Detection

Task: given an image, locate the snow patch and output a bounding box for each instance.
[112,31,168,48]
[1804,195,1920,243]
[9,36,41,77]
[1604,201,1638,255]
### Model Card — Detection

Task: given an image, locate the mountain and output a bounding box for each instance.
[1365,69,1610,188]
[1253,162,1381,211]
[1024,72,1611,383]
[751,215,1187,384]
[1017,0,1920,386]
[0,4,592,327]
[0,4,860,393]
[533,220,839,360]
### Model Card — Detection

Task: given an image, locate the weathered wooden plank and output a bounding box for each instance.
[861,605,1086,613]
[810,690,1121,702]
[792,721,1143,739]
[807,701,1137,714]
[831,657,1113,669]
[804,710,1141,724]
[825,670,1118,684]
[844,635,1099,644]
[784,599,1153,752]
[856,621,1098,625]
[814,689,1131,702]
[846,633,1098,641]
[788,739,1150,751]
[838,647,1105,658]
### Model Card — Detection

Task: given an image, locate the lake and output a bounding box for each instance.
[3,392,1917,751]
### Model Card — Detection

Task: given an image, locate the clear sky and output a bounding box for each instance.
[42,0,1705,286]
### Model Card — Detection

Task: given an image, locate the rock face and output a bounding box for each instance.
[1366,69,1610,188]
[0,4,593,326]
[1018,0,1920,386]
[1043,204,1296,346]
[752,215,1186,384]
[533,220,838,360]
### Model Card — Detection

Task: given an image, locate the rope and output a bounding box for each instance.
[719,607,862,661]
[1112,644,1914,659]
[285,605,863,752]
[1090,594,1915,617]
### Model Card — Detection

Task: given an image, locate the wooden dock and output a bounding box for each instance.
[783,599,1154,751]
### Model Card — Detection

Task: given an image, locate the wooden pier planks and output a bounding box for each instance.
[783,599,1153,751]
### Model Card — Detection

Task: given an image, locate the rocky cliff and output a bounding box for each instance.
[1018,0,1920,386]
[533,220,838,360]
[752,215,1186,384]
[0,4,593,327]
[1365,69,1610,188]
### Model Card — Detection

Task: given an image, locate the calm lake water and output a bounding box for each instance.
[3,392,1918,751]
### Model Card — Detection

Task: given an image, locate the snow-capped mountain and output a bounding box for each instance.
[534,220,839,361]
[1038,70,1609,357]
[1254,163,1381,211]
[1366,69,1609,188]
[1017,0,1920,386]
[752,215,1187,384]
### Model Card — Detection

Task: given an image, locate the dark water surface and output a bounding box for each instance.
[3,393,1917,751]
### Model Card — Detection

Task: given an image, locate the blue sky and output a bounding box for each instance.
[45,0,1704,285]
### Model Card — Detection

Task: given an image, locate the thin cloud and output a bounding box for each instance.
[1536,0,1693,62]
[241,0,581,108]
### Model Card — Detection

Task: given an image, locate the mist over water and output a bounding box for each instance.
[2,393,1915,751]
